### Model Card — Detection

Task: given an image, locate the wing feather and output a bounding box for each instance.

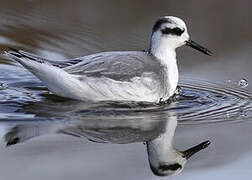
[64,51,162,82]
[7,48,82,68]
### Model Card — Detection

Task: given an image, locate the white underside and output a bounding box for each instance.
[19,60,165,102]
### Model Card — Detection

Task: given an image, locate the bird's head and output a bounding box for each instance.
[149,16,213,58]
[147,140,210,176]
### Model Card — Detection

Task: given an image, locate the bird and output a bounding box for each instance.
[2,110,210,176]
[146,117,210,176]
[4,16,213,103]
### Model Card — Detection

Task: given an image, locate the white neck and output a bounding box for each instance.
[150,46,176,63]
[149,36,177,64]
[147,117,178,160]
[149,36,179,98]
[149,118,177,148]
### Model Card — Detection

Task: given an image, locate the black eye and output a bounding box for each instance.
[158,163,182,171]
[161,27,184,36]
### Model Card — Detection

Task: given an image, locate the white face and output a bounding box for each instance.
[150,16,190,50]
[148,149,187,176]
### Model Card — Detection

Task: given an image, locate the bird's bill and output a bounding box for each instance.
[183,140,211,159]
[185,40,213,56]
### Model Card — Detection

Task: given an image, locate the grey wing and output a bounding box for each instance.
[64,51,162,82]
[7,49,161,81]
[7,48,83,68]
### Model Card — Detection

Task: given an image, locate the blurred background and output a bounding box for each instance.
[0,0,252,80]
[0,0,251,180]
[0,0,251,81]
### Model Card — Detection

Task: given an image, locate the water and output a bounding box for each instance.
[0,0,252,179]
[239,78,248,88]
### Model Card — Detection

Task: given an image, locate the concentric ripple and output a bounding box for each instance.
[175,78,252,124]
[0,64,251,126]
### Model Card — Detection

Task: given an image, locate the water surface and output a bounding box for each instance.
[0,0,252,179]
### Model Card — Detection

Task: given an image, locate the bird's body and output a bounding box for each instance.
[7,50,178,102]
[4,16,212,103]
[63,51,178,102]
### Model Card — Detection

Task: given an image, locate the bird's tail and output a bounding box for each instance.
[3,48,82,100]
[4,124,41,146]
[4,48,51,64]
[3,123,59,146]
[3,48,69,83]
[3,48,53,71]
[3,48,82,68]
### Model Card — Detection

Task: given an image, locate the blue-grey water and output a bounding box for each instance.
[0,0,252,179]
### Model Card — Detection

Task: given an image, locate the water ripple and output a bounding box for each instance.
[0,63,251,126]
[176,78,252,124]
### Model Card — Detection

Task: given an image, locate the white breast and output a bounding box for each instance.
[149,36,179,100]
[166,59,179,97]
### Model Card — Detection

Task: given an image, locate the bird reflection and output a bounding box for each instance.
[146,115,210,176]
[2,99,210,176]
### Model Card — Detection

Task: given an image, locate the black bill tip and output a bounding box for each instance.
[186,40,213,56]
[183,140,211,159]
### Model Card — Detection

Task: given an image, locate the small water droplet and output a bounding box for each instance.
[0,82,8,90]
[239,78,248,88]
